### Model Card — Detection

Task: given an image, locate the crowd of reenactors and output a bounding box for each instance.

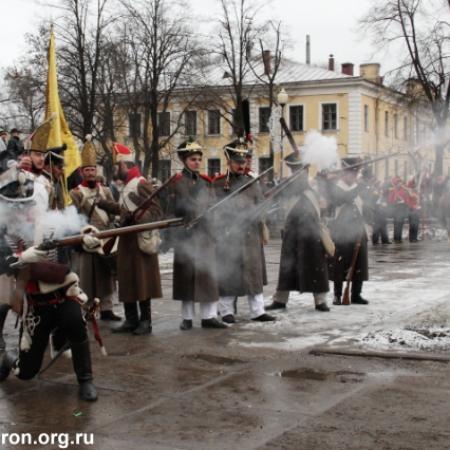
[0,118,443,402]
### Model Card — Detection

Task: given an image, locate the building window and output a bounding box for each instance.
[259,107,270,133]
[128,112,141,138]
[416,117,421,143]
[290,105,304,132]
[231,109,238,135]
[208,110,221,135]
[185,110,197,136]
[364,105,369,132]
[322,103,337,130]
[384,111,389,137]
[158,159,171,182]
[158,112,170,137]
[259,157,272,173]
[394,113,398,139]
[208,158,221,178]
[403,116,408,140]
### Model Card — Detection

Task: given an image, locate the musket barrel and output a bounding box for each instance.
[47,217,184,248]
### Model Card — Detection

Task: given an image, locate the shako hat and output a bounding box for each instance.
[0,165,36,203]
[81,134,97,167]
[177,138,203,160]
[284,151,308,169]
[224,138,250,163]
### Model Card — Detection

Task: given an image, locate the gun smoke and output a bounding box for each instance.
[0,183,87,243]
[302,130,340,171]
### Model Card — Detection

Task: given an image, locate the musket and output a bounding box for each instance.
[326,153,401,176]
[226,167,307,235]
[38,217,184,250]
[280,117,301,156]
[342,238,362,306]
[186,166,274,228]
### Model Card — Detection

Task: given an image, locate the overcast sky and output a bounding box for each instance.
[0,0,392,74]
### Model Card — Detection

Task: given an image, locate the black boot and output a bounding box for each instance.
[112,303,139,333]
[315,303,330,312]
[351,281,369,305]
[0,349,18,381]
[333,282,343,305]
[222,314,235,324]
[133,300,152,335]
[201,318,228,329]
[71,340,97,402]
[100,310,122,321]
[180,319,193,330]
[0,304,10,351]
[252,313,276,322]
[265,301,286,311]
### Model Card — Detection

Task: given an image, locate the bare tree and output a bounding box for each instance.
[213,0,267,137]
[248,20,284,169]
[52,0,115,139]
[362,0,450,175]
[3,67,44,131]
[119,0,205,177]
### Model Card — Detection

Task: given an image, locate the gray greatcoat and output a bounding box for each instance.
[163,169,219,303]
[277,178,329,293]
[327,180,369,282]
[211,172,267,297]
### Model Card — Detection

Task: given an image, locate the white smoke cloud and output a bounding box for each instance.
[301,130,340,171]
[0,182,87,244]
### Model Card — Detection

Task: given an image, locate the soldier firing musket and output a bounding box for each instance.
[211,138,275,324]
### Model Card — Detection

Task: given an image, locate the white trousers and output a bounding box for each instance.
[271,291,328,306]
[181,301,218,320]
[219,293,265,319]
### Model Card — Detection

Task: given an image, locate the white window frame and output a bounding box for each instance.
[288,104,306,133]
[320,102,339,131]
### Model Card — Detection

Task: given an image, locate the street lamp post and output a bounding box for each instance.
[277,88,288,180]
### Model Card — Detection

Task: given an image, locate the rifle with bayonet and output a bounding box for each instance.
[324,152,401,176]
[225,167,307,236]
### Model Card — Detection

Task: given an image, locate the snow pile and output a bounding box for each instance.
[354,327,450,352]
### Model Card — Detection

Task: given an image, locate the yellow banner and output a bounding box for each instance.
[45,30,81,206]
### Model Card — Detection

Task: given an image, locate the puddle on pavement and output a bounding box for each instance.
[186,353,245,365]
[278,368,366,384]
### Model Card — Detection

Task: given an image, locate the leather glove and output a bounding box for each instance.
[81,225,103,254]
[18,246,49,264]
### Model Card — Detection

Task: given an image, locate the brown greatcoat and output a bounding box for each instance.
[70,182,116,299]
[98,170,163,303]
[163,169,219,303]
[211,172,267,297]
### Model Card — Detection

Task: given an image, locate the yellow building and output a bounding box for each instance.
[120,58,441,181]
